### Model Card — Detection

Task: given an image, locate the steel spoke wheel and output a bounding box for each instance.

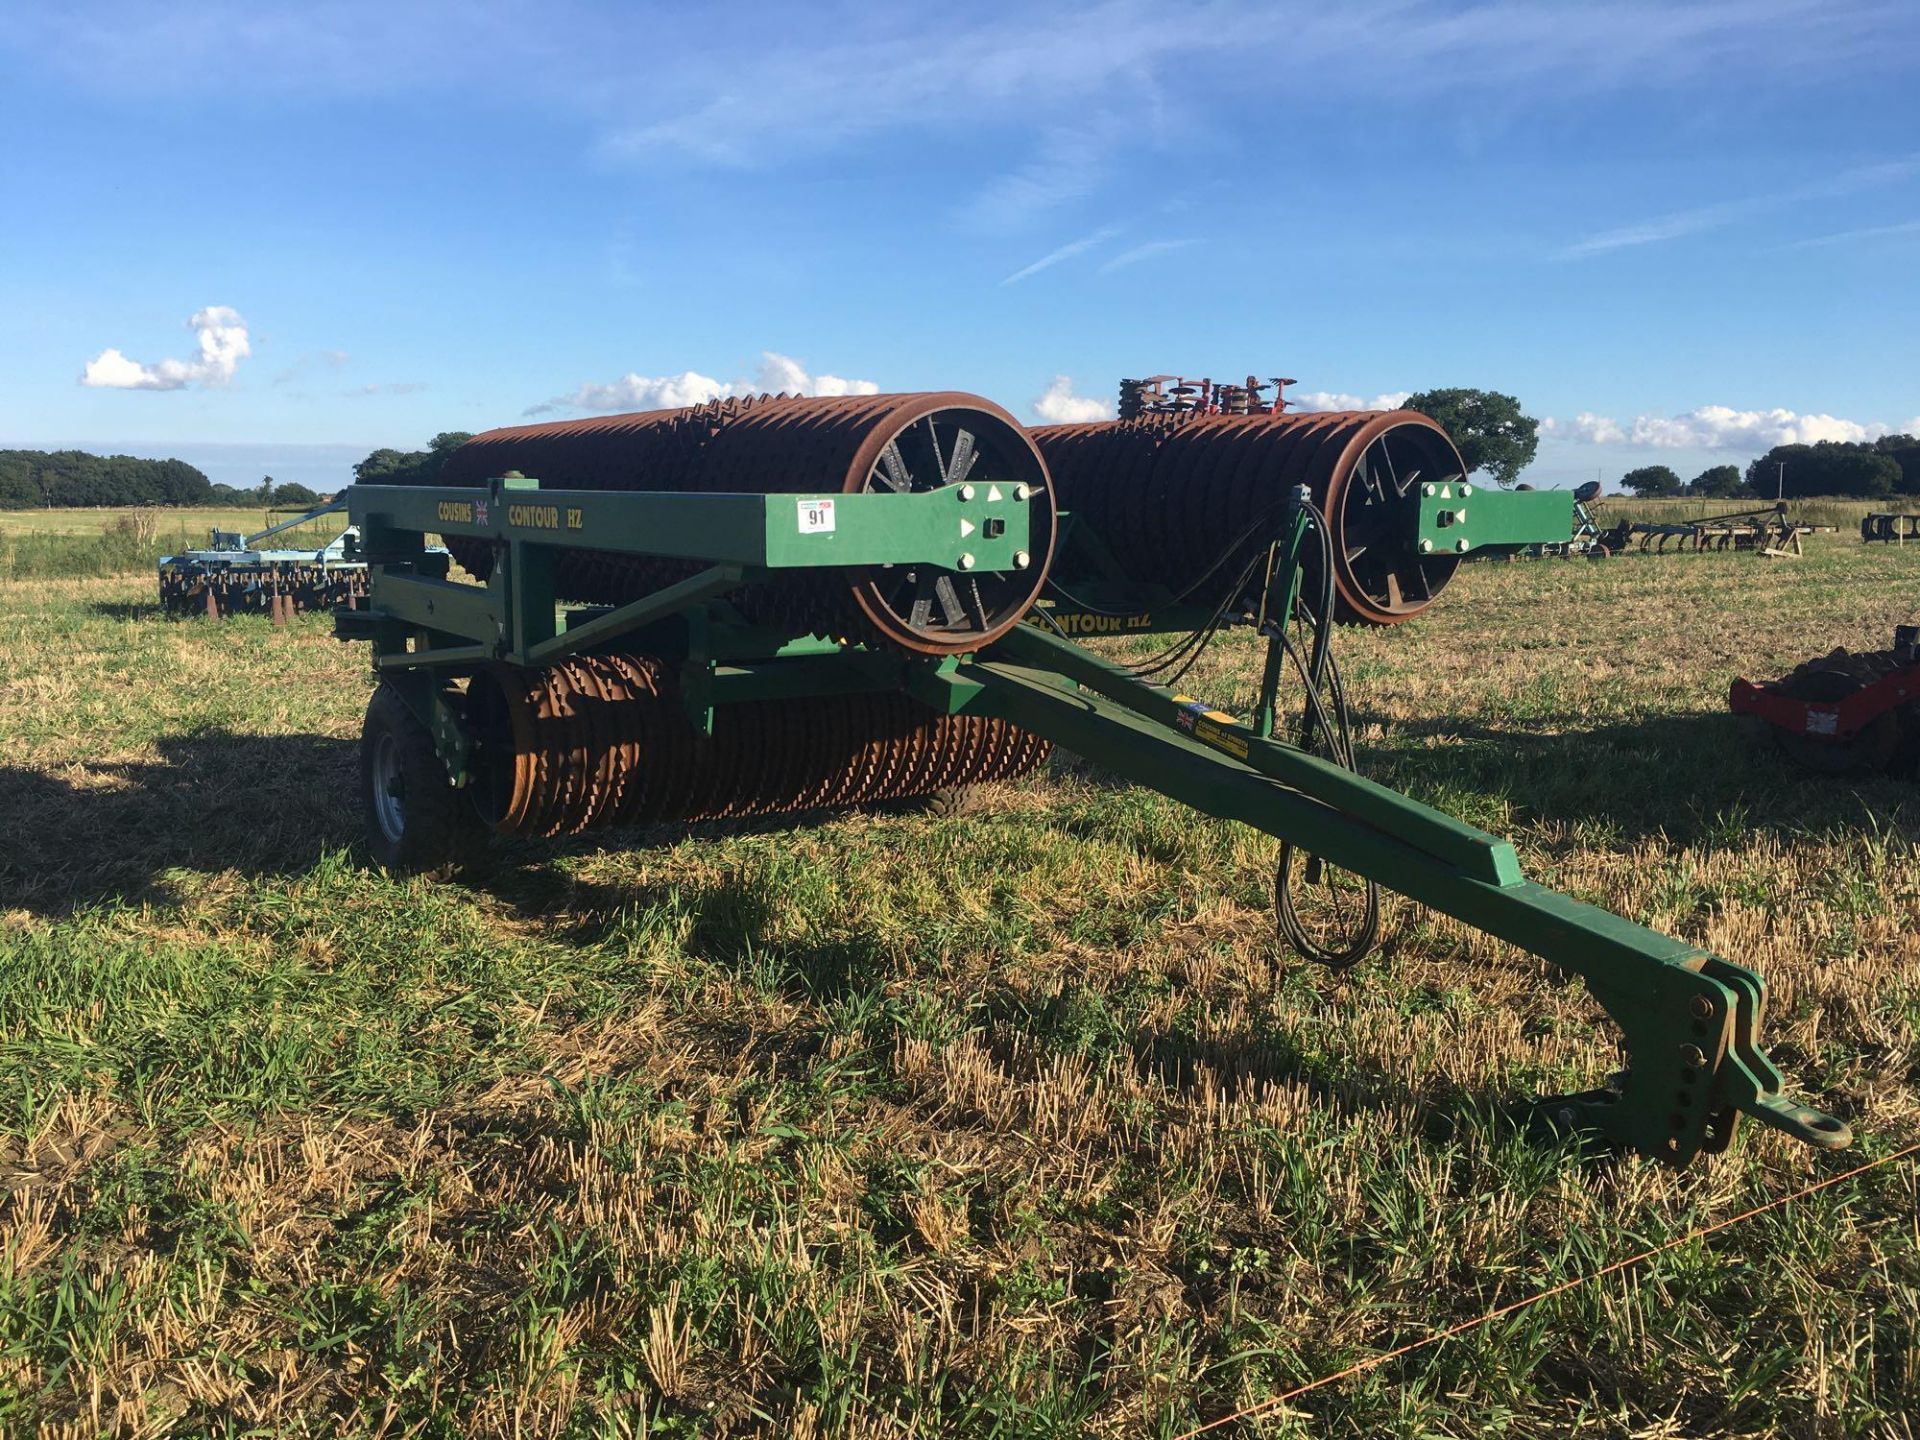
[1322,421,1466,625]
[853,404,1054,654]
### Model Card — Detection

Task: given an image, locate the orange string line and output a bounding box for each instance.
[1176,1141,1920,1439]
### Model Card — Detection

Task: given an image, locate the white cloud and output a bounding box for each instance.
[1291,389,1412,413]
[1002,224,1123,285]
[1539,411,1628,444]
[1541,404,1920,450]
[532,351,877,416]
[80,306,251,390]
[1032,376,1114,423]
[750,352,879,398]
[1098,238,1198,273]
[547,369,730,415]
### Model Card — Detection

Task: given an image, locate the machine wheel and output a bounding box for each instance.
[360,685,485,874]
[916,785,986,818]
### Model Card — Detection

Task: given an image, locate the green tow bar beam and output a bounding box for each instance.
[932,622,1854,1166]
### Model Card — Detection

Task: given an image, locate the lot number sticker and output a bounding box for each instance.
[798,498,836,534]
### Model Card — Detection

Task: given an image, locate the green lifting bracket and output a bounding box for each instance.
[920,620,1853,1166]
[1414,481,1574,556]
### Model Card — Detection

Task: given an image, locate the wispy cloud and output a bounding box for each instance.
[1098,238,1198,273]
[597,2,1908,172]
[1001,224,1123,285]
[1785,217,1920,249]
[1559,154,1920,259]
[967,122,1123,234]
[19,3,1910,232]
[273,349,351,386]
[1558,203,1751,259]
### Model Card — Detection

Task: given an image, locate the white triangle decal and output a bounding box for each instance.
[987,485,1003,502]
[960,518,976,538]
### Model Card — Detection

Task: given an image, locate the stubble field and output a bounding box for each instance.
[1,536,1916,1437]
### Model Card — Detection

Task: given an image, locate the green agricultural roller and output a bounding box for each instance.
[332,390,1851,1167]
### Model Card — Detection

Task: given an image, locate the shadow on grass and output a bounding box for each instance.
[0,732,358,916]
[1355,707,1920,848]
[462,859,891,1005]
[85,599,166,622]
[1129,1002,1606,1158]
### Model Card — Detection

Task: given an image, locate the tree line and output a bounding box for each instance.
[0,448,336,511]
[0,449,216,510]
[1618,435,1920,499]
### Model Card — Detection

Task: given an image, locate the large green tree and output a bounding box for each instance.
[270,481,322,507]
[1400,388,1540,488]
[1620,465,1684,497]
[1744,442,1902,499]
[1687,464,1747,498]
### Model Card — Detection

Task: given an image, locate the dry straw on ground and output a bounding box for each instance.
[0,535,1916,1437]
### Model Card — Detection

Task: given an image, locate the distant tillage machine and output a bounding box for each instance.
[333,388,1852,1167]
[158,496,367,620]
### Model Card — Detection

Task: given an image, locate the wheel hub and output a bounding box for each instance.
[371,731,407,843]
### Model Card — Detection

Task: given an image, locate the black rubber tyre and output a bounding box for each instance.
[917,785,986,818]
[360,684,486,875]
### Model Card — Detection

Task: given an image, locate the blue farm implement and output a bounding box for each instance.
[159,497,370,620]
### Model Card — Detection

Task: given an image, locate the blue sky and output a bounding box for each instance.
[2,0,1917,490]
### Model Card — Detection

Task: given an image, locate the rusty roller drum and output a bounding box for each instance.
[428,392,1056,656]
[1032,409,1469,625]
[461,653,1051,837]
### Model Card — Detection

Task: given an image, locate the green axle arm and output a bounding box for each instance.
[922,623,1850,1165]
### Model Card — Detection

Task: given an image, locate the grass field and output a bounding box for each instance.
[1,537,1917,1436]
[0,507,319,537]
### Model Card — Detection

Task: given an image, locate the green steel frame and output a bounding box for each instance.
[334,473,1851,1165]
